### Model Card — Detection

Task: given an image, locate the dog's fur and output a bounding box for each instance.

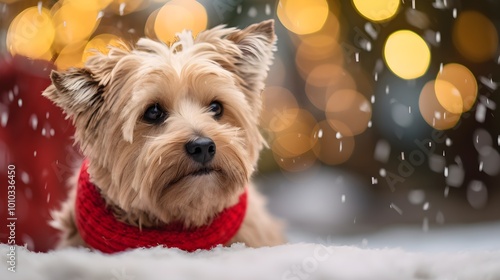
[44,20,284,249]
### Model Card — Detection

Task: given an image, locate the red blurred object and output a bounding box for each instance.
[0,54,80,252]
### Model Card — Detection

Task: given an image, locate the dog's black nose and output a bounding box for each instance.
[185,137,216,164]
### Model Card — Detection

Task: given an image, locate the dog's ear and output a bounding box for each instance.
[226,19,276,95]
[43,68,103,118]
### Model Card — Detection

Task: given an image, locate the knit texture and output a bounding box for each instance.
[75,159,247,253]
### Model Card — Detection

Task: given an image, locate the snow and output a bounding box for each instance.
[374,139,390,163]
[1,241,499,280]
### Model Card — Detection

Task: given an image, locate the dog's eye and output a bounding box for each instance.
[208,101,223,119]
[143,103,167,124]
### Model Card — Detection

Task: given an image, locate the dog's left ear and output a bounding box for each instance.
[43,68,103,119]
[226,19,276,95]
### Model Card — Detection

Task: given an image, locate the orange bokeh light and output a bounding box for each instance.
[261,87,299,133]
[305,64,357,111]
[277,0,329,35]
[435,63,477,114]
[419,80,461,130]
[312,120,355,165]
[154,0,207,44]
[325,89,372,136]
[453,11,498,63]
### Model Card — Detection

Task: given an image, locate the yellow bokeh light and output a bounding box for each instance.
[154,0,207,44]
[435,63,477,114]
[325,89,372,136]
[384,30,431,80]
[312,121,355,165]
[52,1,101,50]
[419,80,461,130]
[299,11,341,42]
[55,41,87,70]
[6,7,55,59]
[352,0,400,22]
[82,34,124,62]
[50,1,63,17]
[453,11,498,63]
[63,0,113,11]
[277,0,329,35]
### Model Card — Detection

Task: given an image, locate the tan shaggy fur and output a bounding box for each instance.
[44,20,285,249]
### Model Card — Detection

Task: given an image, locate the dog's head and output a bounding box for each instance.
[44,20,276,227]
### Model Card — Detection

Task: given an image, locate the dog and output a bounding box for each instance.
[43,19,284,252]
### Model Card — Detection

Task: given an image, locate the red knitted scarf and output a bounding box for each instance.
[75,160,247,253]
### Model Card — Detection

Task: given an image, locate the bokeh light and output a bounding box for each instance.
[52,1,101,50]
[55,41,86,70]
[298,11,341,42]
[82,34,124,63]
[2,0,500,255]
[0,0,22,3]
[435,63,477,114]
[305,64,356,111]
[108,0,147,16]
[325,89,372,136]
[260,86,299,133]
[383,30,431,80]
[391,103,413,128]
[154,0,207,44]
[271,108,318,172]
[419,80,461,130]
[277,0,329,35]
[271,108,317,158]
[434,80,463,114]
[144,8,161,40]
[64,0,113,12]
[467,181,488,209]
[312,120,355,165]
[272,149,317,173]
[6,7,55,59]
[295,35,343,79]
[294,12,343,79]
[352,0,400,22]
[479,146,500,176]
[453,11,498,63]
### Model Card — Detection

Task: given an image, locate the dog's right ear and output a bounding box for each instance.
[43,68,104,118]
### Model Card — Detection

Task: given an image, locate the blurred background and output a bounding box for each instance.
[0,0,499,252]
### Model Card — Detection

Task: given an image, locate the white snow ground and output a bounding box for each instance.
[2,167,499,279]
[1,229,500,280]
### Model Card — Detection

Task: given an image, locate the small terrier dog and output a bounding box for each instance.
[44,20,284,251]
